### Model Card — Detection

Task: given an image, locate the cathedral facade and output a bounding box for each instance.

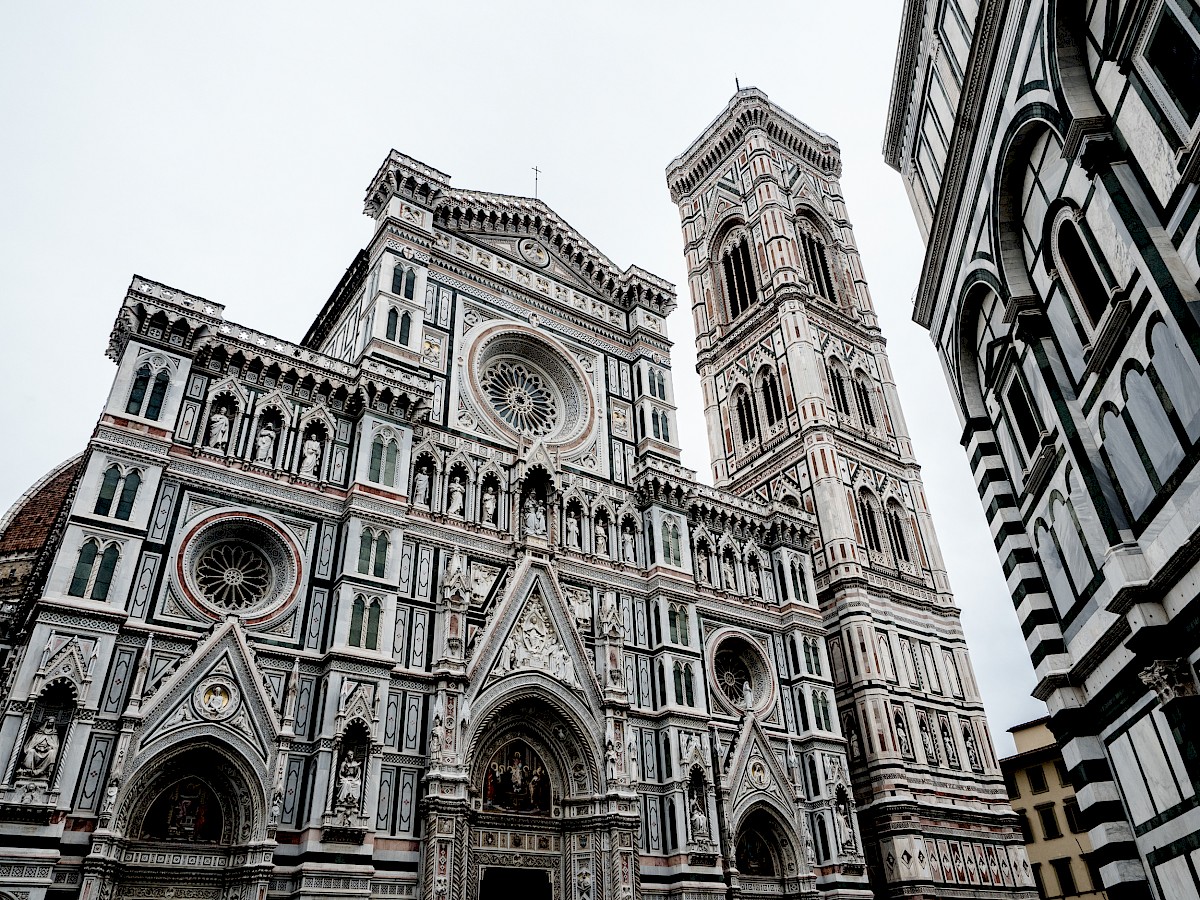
[0,92,1028,900]
[885,1,1200,897]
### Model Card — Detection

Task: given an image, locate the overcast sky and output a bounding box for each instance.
[0,2,1045,753]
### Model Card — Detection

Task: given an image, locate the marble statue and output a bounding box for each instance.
[17,721,59,779]
[414,466,431,506]
[962,724,981,770]
[566,510,580,547]
[605,740,618,781]
[429,716,443,757]
[205,407,230,450]
[254,423,276,464]
[722,555,736,592]
[689,797,708,839]
[621,526,636,562]
[481,485,497,524]
[447,476,465,516]
[523,495,546,536]
[747,565,761,596]
[696,547,710,584]
[336,750,363,808]
[895,713,912,757]
[742,680,753,710]
[595,523,608,556]
[300,436,321,476]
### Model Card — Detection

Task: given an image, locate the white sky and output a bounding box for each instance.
[0,1,1045,754]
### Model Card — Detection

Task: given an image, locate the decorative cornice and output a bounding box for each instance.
[666,88,841,203]
[883,0,929,169]
[912,0,1012,330]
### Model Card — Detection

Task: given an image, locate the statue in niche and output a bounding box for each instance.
[571,589,592,630]
[414,466,431,506]
[205,407,230,450]
[690,797,709,841]
[627,734,639,780]
[696,547,710,584]
[565,509,580,547]
[722,555,737,592]
[447,476,465,516]
[834,786,857,849]
[940,719,959,766]
[481,485,497,524]
[962,723,981,770]
[335,749,363,812]
[429,715,443,758]
[918,714,937,763]
[17,721,59,779]
[254,423,276,464]
[300,435,321,476]
[742,681,754,710]
[621,526,636,562]
[523,495,546,536]
[747,564,761,596]
[894,712,912,757]
[605,740,618,782]
[595,522,608,557]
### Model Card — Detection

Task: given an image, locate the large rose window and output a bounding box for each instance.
[710,634,774,712]
[176,513,300,622]
[481,359,560,437]
[465,326,594,449]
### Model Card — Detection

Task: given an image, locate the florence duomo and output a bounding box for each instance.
[0,87,1037,900]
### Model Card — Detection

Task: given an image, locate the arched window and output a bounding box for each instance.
[145,371,170,421]
[392,265,406,295]
[349,595,366,646]
[807,757,820,797]
[676,603,689,645]
[799,226,835,300]
[398,311,411,345]
[358,531,374,575]
[68,540,119,600]
[126,365,151,415]
[803,639,815,674]
[1056,219,1110,327]
[857,491,884,554]
[885,501,911,564]
[668,606,679,643]
[815,815,831,862]
[658,662,667,709]
[652,408,662,439]
[673,662,685,705]
[669,521,682,567]
[790,560,803,603]
[683,665,695,706]
[797,688,810,729]
[365,599,381,650]
[373,532,388,578]
[660,410,670,442]
[94,466,122,516]
[720,236,758,319]
[825,361,852,416]
[114,470,140,520]
[790,635,802,673]
[369,436,400,486]
[662,522,672,562]
[662,734,673,777]
[636,369,644,397]
[404,269,416,300]
[734,390,757,443]
[760,370,784,426]
[1005,373,1044,459]
[386,307,399,341]
[810,639,823,676]
[853,372,877,428]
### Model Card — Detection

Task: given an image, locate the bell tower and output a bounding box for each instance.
[668,89,1034,899]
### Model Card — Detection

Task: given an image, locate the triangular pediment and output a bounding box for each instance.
[467,558,600,706]
[726,714,793,813]
[135,618,282,768]
[465,233,599,295]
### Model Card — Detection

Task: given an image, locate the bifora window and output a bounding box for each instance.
[720,236,758,319]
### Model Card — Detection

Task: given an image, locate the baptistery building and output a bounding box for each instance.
[0,92,1029,900]
[885,1,1200,897]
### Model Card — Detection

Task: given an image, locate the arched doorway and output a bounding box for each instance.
[449,694,635,900]
[734,806,805,900]
[85,741,270,900]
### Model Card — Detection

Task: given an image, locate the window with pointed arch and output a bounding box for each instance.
[758,367,784,428]
[349,594,382,650]
[68,538,120,601]
[391,263,417,300]
[884,499,913,565]
[796,219,836,301]
[668,603,690,646]
[126,363,170,421]
[824,358,852,418]
[385,307,413,346]
[1053,216,1113,330]
[852,370,878,429]
[357,527,389,578]
[812,690,832,731]
[94,465,142,521]
[651,407,671,442]
[855,489,886,558]
[732,387,758,446]
[369,433,400,487]
[789,559,805,604]
[718,233,758,320]
[673,661,695,706]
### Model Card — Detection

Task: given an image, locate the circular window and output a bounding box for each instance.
[711,634,773,711]
[465,326,594,448]
[177,514,300,622]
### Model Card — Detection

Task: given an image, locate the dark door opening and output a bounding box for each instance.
[480,866,551,900]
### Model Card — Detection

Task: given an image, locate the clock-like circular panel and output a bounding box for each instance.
[464,324,595,450]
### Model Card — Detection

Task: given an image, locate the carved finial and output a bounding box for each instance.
[1139,659,1198,705]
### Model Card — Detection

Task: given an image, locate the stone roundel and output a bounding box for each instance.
[176,511,302,624]
[708,630,776,715]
